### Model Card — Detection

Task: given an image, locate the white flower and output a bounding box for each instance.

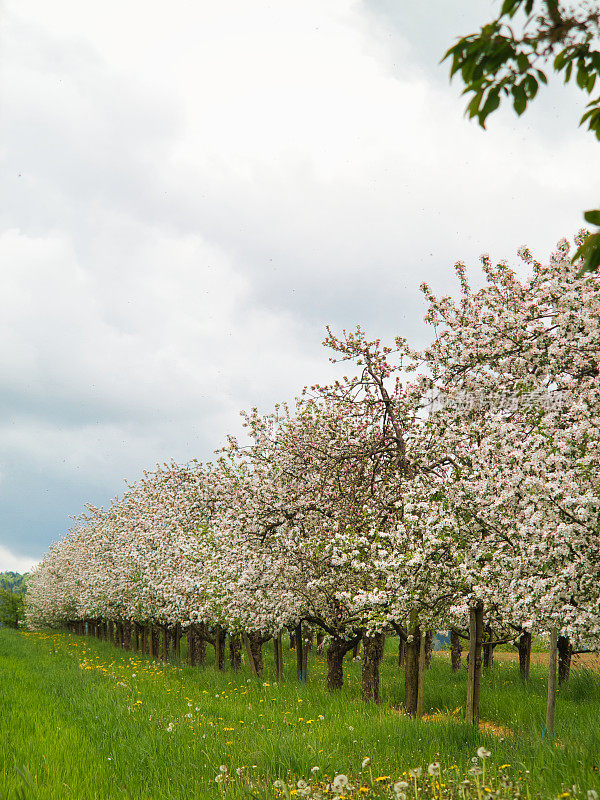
[332,774,350,791]
[273,780,290,799]
[348,725,354,731]
[409,767,422,779]
[394,780,409,799]
[215,775,223,783]
[236,768,242,776]
[477,747,491,759]
[428,762,441,776]
[311,766,320,774]
[587,792,599,800]
[469,766,483,776]
[362,757,371,770]
[219,765,228,773]
[166,722,174,732]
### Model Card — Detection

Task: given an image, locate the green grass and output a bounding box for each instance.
[1,629,599,799]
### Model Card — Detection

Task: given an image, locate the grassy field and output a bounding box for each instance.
[1,629,599,799]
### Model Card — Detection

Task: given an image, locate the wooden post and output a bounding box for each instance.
[466,602,483,727]
[405,609,420,717]
[416,629,426,717]
[546,628,558,735]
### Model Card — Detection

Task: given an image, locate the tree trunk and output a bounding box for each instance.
[465,602,484,727]
[123,621,132,651]
[186,626,195,665]
[450,629,461,671]
[215,627,226,670]
[174,623,181,660]
[483,626,495,669]
[546,628,558,735]
[161,626,168,661]
[109,621,115,645]
[518,632,531,680]
[404,610,421,717]
[196,623,207,665]
[243,632,257,676]
[424,629,433,669]
[133,623,140,652]
[361,633,385,703]
[326,639,345,691]
[289,630,296,649]
[229,633,242,670]
[316,631,325,652]
[151,626,160,658]
[398,636,406,668]
[301,627,312,681]
[295,624,304,682]
[248,632,264,677]
[352,641,360,659]
[273,635,283,680]
[557,635,572,685]
[276,633,284,681]
[141,625,149,655]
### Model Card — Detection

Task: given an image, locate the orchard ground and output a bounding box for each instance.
[1,629,600,799]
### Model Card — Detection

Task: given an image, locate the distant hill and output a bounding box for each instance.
[0,572,28,593]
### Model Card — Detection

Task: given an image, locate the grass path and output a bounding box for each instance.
[1,629,599,799]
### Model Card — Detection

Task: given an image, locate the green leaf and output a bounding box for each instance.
[565,61,573,82]
[500,0,521,16]
[587,72,597,93]
[583,209,600,226]
[479,88,501,126]
[517,52,529,72]
[554,49,568,70]
[467,91,483,119]
[577,64,590,90]
[512,84,527,115]
[574,231,600,275]
[525,74,538,99]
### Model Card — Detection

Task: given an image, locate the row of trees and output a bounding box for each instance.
[26,235,600,729]
[0,572,27,628]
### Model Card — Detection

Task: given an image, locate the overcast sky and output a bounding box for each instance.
[0,0,597,571]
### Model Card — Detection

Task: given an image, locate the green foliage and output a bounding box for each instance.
[0,573,27,629]
[443,0,600,273]
[1,629,599,798]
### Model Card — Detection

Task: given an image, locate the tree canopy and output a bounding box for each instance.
[443,0,600,273]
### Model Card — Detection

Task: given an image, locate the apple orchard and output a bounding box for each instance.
[25,233,600,730]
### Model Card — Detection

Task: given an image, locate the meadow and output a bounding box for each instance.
[1,629,599,800]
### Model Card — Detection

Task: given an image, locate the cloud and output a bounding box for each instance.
[0,544,38,574]
[0,0,597,563]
